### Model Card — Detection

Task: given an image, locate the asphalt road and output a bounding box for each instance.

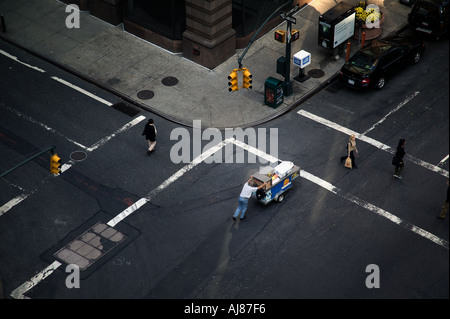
[0,29,448,305]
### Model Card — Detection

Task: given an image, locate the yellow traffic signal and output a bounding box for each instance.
[242,67,252,89]
[228,69,239,92]
[274,30,286,43]
[50,154,61,175]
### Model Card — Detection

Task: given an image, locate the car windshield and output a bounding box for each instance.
[414,3,439,19]
[348,51,378,70]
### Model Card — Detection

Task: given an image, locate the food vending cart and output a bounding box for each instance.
[251,161,301,205]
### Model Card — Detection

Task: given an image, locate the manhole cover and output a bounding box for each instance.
[162,76,178,86]
[70,151,87,162]
[308,69,325,78]
[137,90,154,100]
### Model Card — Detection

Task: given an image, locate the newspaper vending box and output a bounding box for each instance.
[318,2,355,50]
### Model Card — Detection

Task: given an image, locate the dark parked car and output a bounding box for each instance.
[339,34,425,89]
[408,0,449,39]
[400,0,417,6]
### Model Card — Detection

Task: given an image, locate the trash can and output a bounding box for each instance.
[264,77,284,108]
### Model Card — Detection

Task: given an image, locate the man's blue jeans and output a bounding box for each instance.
[233,196,249,218]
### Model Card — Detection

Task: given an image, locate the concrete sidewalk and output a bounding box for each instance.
[0,0,411,128]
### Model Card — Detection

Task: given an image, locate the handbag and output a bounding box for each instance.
[344,156,352,169]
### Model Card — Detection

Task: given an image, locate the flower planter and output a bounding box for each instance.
[353,11,385,41]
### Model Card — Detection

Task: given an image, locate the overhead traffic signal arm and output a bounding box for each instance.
[0,145,58,179]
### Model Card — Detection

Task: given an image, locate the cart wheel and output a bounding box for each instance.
[277,194,284,203]
[256,189,266,200]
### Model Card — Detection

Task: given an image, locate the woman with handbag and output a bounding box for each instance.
[341,134,359,169]
[392,139,406,179]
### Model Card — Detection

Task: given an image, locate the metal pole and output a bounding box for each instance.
[237,1,292,69]
[284,20,293,96]
[0,145,55,179]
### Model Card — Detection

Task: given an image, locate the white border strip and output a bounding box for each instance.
[51,76,113,106]
[0,49,46,73]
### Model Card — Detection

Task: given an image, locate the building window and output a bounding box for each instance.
[232,0,291,37]
[125,0,186,40]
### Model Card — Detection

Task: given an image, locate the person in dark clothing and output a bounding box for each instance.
[438,179,449,219]
[142,119,157,154]
[393,139,406,179]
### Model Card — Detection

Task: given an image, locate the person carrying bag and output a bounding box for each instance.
[341,134,359,169]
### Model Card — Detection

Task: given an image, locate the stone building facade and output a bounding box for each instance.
[61,0,304,69]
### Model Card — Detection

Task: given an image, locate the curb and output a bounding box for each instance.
[0,22,409,130]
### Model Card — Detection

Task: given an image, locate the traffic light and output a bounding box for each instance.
[228,69,239,92]
[291,29,300,42]
[242,67,252,89]
[274,30,286,43]
[50,154,61,175]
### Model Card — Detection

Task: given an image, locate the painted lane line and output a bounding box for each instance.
[107,137,234,227]
[0,49,114,108]
[86,115,146,152]
[12,137,448,298]
[299,170,448,249]
[1,104,89,150]
[2,103,145,153]
[1,104,144,215]
[0,194,29,217]
[0,49,46,73]
[10,261,62,299]
[233,143,449,250]
[298,109,449,178]
[362,91,420,135]
[12,138,235,298]
[438,154,449,167]
[50,76,113,106]
[0,113,145,215]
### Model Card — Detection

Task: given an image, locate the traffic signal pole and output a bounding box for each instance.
[0,145,56,178]
[237,0,293,69]
[284,20,293,96]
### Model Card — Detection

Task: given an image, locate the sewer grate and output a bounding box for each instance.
[162,76,178,86]
[53,221,127,271]
[308,69,325,78]
[41,211,141,279]
[137,90,154,100]
[70,151,87,162]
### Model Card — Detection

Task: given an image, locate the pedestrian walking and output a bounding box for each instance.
[392,139,406,179]
[438,179,449,219]
[232,176,268,221]
[341,134,359,169]
[142,119,157,155]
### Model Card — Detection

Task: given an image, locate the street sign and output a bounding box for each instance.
[280,13,296,24]
[285,4,300,16]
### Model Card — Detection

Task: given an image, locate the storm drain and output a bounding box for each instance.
[162,76,178,86]
[42,211,141,278]
[137,90,154,100]
[308,69,325,78]
[70,151,87,162]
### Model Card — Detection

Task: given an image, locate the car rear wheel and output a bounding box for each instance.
[412,52,421,64]
[376,77,385,89]
[277,194,284,203]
